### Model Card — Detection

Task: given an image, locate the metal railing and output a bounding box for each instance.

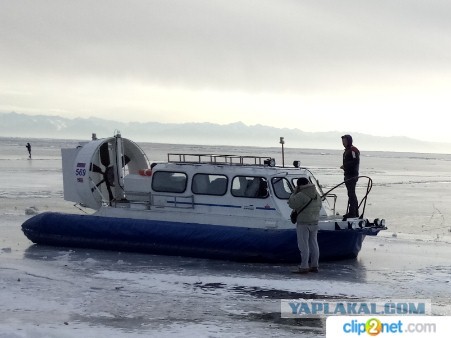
[167,153,273,166]
[320,176,373,218]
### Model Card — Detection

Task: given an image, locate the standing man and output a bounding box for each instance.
[340,134,360,219]
[26,142,32,159]
[288,177,322,274]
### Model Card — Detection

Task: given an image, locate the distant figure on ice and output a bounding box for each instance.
[26,143,31,159]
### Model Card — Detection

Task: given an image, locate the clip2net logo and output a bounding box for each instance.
[326,316,450,337]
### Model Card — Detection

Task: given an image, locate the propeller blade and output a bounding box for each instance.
[91,179,105,192]
[99,142,110,167]
[122,155,131,168]
[105,166,115,186]
[90,163,103,174]
[106,183,114,202]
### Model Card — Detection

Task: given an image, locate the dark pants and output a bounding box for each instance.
[345,177,359,217]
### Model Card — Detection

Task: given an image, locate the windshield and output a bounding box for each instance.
[271,177,292,199]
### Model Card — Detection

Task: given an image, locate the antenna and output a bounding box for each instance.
[280,137,285,167]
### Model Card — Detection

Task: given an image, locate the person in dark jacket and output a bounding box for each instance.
[340,135,360,219]
[26,143,31,159]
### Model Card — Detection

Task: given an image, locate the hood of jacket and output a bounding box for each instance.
[342,134,353,148]
[296,183,318,199]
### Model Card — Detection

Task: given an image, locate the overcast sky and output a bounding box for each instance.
[1,0,451,143]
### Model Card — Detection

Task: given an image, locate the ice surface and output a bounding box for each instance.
[1,138,451,337]
[1,234,450,337]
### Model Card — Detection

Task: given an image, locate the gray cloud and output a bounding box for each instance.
[2,0,451,93]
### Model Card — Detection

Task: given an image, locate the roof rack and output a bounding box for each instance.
[167,153,275,166]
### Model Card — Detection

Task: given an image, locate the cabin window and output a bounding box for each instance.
[271,177,293,199]
[192,174,228,196]
[152,171,187,193]
[231,176,269,198]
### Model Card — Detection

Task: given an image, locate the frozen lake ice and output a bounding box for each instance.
[1,137,450,337]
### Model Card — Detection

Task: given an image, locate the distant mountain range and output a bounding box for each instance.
[1,111,449,153]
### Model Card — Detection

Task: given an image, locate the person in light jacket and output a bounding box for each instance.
[288,177,322,274]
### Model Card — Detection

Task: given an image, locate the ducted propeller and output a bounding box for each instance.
[90,142,130,203]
